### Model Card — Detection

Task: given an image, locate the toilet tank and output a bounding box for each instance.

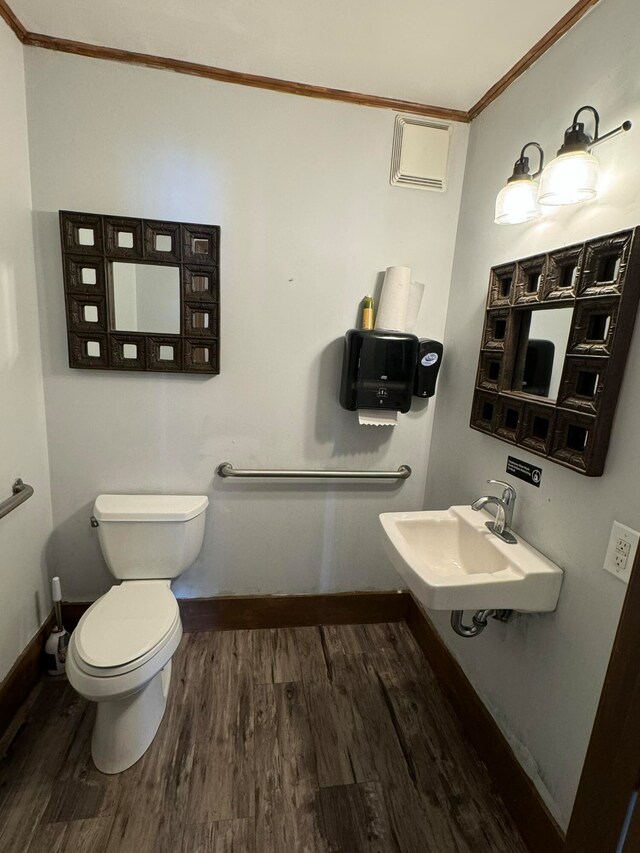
[93,494,209,580]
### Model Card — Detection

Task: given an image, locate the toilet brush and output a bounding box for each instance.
[45,577,70,677]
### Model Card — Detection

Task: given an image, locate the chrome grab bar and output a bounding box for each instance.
[0,479,34,520]
[216,462,411,481]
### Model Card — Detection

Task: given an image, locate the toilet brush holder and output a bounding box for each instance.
[45,576,70,677]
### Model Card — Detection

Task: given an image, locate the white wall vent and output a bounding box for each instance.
[390,115,451,192]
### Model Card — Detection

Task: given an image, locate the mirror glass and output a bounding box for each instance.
[192,274,209,293]
[155,234,172,252]
[111,262,180,334]
[118,231,134,249]
[81,268,96,285]
[86,341,100,357]
[192,237,209,254]
[512,306,573,400]
[77,227,94,246]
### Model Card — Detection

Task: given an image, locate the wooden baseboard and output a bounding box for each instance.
[178,590,410,631]
[62,590,410,634]
[0,612,54,739]
[405,596,564,853]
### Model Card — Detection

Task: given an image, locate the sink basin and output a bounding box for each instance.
[379,505,563,612]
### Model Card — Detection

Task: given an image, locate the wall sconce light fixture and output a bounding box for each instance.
[538,106,632,206]
[494,142,545,225]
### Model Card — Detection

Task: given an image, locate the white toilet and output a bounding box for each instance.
[66,493,208,774]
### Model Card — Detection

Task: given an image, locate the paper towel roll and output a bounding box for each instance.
[358,409,398,427]
[375,266,411,332]
[405,281,425,333]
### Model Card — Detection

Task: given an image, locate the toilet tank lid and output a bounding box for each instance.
[94,494,209,522]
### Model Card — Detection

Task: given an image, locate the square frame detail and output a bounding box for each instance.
[104,217,144,259]
[67,294,108,333]
[68,333,109,369]
[579,230,633,297]
[476,350,504,392]
[520,402,556,456]
[183,266,218,303]
[60,212,104,257]
[482,309,511,350]
[109,334,147,371]
[494,396,524,443]
[542,244,583,302]
[143,220,182,264]
[184,303,218,338]
[551,410,597,473]
[64,256,106,295]
[470,391,498,435]
[514,255,547,305]
[182,224,219,265]
[60,210,220,375]
[568,297,619,357]
[146,337,183,372]
[488,263,517,308]
[557,356,608,415]
[184,339,219,373]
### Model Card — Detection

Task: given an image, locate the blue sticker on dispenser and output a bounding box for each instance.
[421,352,439,367]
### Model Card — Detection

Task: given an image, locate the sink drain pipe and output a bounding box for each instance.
[450,609,512,638]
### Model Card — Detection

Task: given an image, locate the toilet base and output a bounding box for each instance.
[92,660,172,774]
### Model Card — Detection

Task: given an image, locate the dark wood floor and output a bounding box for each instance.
[0,622,526,852]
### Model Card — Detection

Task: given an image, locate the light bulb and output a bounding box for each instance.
[538,150,599,206]
[494,177,541,225]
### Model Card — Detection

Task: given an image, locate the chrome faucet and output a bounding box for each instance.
[471,479,517,544]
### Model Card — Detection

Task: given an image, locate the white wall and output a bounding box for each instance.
[24,49,468,601]
[425,0,640,829]
[0,21,54,680]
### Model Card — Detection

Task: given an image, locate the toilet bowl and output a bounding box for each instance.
[66,493,208,774]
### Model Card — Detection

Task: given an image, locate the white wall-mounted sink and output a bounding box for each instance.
[379,506,563,612]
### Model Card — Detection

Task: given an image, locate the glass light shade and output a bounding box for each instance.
[494,177,541,225]
[538,150,599,206]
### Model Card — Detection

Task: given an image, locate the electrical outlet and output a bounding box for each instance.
[604,521,640,584]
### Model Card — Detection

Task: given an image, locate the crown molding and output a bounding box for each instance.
[0,0,26,40]
[1,0,603,123]
[469,0,601,119]
[21,30,469,122]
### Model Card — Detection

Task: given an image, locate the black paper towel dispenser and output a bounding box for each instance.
[340,329,419,413]
[414,339,443,398]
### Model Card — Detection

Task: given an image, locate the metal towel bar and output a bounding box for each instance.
[0,479,34,520]
[216,462,411,480]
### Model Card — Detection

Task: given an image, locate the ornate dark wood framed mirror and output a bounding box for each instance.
[59,210,220,375]
[470,227,640,476]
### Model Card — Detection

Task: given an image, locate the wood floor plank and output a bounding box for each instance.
[26,816,114,853]
[319,781,396,853]
[255,681,328,853]
[0,780,54,853]
[331,643,460,852]
[180,817,255,853]
[253,627,302,684]
[0,680,84,793]
[187,630,254,824]
[41,704,120,823]
[294,626,330,683]
[0,680,88,853]
[304,675,379,788]
[373,654,526,853]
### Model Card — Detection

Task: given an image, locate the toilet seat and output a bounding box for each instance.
[74,581,180,677]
